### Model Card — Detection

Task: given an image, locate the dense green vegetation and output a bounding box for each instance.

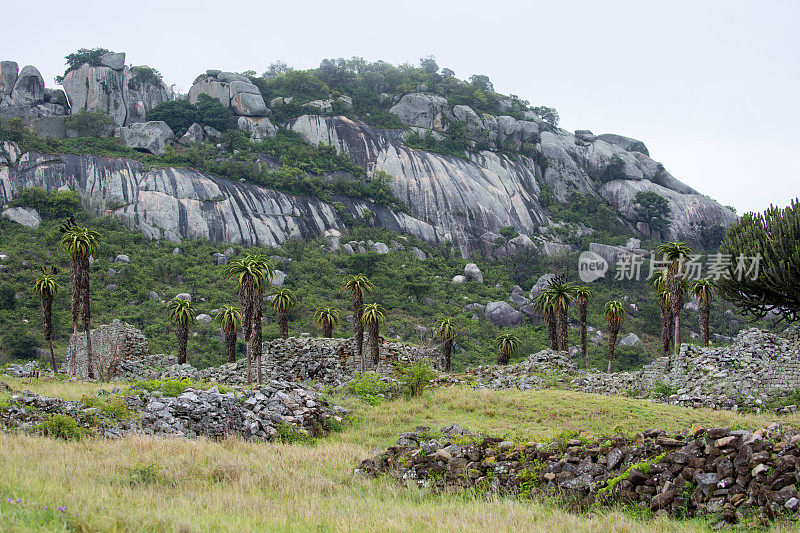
[148,95,236,136]
[718,198,800,322]
[0,199,766,372]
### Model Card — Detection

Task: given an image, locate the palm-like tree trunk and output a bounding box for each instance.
[699,299,710,347]
[577,300,588,369]
[225,326,237,363]
[239,288,253,384]
[557,306,568,352]
[177,322,188,364]
[607,324,619,373]
[656,298,672,355]
[353,295,365,372]
[369,321,380,365]
[69,260,80,376]
[279,311,289,339]
[323,321,333,338]
[81,256,94,379]
[251,289,263,385]
[41,295,57,372]
[498,347,509,365]
[545,310,558,350]
[669,270,683,356]
[442,340,452,372]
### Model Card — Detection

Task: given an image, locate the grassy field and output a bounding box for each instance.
[1,380,799,532]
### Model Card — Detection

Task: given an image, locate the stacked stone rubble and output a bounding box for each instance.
[360,423,800,525]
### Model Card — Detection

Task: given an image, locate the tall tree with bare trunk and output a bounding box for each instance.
[574,286,593,369]
[34,267,60,372]
[60,218,99,378]
[604,300,627,373]
[215,305,241,363]
[343,274,374,371]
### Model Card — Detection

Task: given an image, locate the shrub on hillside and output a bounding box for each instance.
[398,361,436,397]
[64,110,116,138]
[10,187,81,220]
[34,414,86,440]
[343,372,396,404]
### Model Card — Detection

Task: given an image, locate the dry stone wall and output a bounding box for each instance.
[67,320,148,379]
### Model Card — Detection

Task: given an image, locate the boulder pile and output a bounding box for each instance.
[469,350,577,390]
[0,382,345,442]
[359,423,800,525]
[471,328,800,412]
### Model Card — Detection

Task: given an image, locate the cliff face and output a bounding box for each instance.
[1,113,734,253]
[289,115,736,248]
[0,150,438,247]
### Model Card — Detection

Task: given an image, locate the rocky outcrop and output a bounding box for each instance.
[0,62,67,121]
[116,121,174,155]
[1,206,40,228]
[61,53,173,126]
[597,133,649,156]
[0,149,438,247]
[289,113,735,250]
[188,70,268,117]
[389,93,453,131]
[289,115,550,253]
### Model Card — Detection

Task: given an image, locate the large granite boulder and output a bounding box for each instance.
[464,263,483,283]
[389,93,453,131]
[597,134,649,156]
[178,123,204,145]
[62,53,172,126]
[62,63,128,126]
[1,206,41,228]
[188,71,268,117]
[0,61,18,102]
[10,65,45,107]
[99,52,126,71]
[452,104,486,143]
[485,301,524,327]
[237,116,277,141]
[588,242,647,267]
[117,121,174,155]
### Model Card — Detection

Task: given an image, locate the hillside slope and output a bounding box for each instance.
[1,52,736,256]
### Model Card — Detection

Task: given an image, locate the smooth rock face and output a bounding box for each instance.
[117,121,175,155]
[1,151,440,248]
[597,134,649,156]
[10,66,44,107]
[62,64,128,126]
[62,59,172,126]
[237,116,277,141]
[289,114,734,252]
[464,263,483,283]
[485,301,523,327]
[0,61,19,100]
[389,93,453,131]
[1,206,41,228]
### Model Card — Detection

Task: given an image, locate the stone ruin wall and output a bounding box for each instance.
[68,320,148,379]
[637,328,800,396]
[261,336,441,377]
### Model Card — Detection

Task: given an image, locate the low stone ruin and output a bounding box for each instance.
[359,423,800,526]
[0,381,345,442]
[67,320,149,379]
[472,328,800,411]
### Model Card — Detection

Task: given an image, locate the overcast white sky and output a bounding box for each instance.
[3,0,797,214]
